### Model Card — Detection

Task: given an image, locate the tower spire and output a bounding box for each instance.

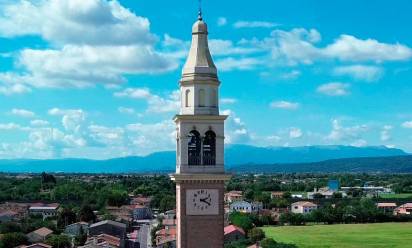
[198,0,202,20]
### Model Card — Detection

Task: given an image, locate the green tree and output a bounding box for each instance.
[79,205,96,223]
[249,228,265,243]
[0,232,28,247]
[229,212,254,232]
[57,208,77,229]
[74,226,87,246]
[45,234,71,248]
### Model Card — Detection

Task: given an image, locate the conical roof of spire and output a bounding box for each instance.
[181,12,217,80]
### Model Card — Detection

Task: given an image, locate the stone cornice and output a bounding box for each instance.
[174,115,228,122]
[170,173,232,183]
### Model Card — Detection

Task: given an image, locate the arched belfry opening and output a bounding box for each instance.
[203,130,216,165]
[188,130,201,165]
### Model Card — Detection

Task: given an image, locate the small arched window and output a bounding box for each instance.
[185,89,191,107]
[203,130,216,165]
[199,89,205,107]
[188,130,201,165]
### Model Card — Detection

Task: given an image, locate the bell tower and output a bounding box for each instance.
[170,9,231,248]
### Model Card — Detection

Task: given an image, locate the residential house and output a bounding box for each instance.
[106,205,134,224]
[270,208,288,222]
[133,204,152,220]
[393,203,412,216]
[89,220,127,239]
[225,191,243,203]
[270,192,284,199]
[0,210,18,223]
[230,201,263,214]
[27,227,54,243]
[80,233,121,248]
[0,202,29,220]
[130,196,151,207]
[291,201,318,214]
[18,243,52,248]
[29,203,59,219]
[377,203,397,213]
[247,244,261,248]
[64,221,89,236]
[224,225,245,243]
[155,226,176,248]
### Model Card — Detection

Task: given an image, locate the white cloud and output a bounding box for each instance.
[215,57,263,71]
[280,70,301,80]
[324,35,412,62]
[48,108,86,132]
[289,127,303,139]
[0,0,178,90]
[401,121,412,129]
[221,98,237,104]
[88,124,125,146]
[0,73,32,95]
[0,0,155,45]
[18,45,176,88]
[270,101,299,110]
[244,28,412,65]
[114,88,180,113]
[221,109,251,144]
[118,107,136,115]
[10,108,35,118]
[317,82,350,96]
[234,21,278,29]
[0,122,30,131]
[125,120,175,154]
[217,17,227,27]
[380,125,393,141]
[30,119,50,127]
[351,139,368,147]
[333,65,384,82]
[326,119,368,143]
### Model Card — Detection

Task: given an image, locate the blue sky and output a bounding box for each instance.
[0,0,412,159]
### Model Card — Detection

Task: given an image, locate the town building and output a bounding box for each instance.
[18,243,52,248]
[225,191,243,203]
[106,205,134,224]
[224,225,245,243]
[81,233,121,248]
[0,202,29,220]
[133,204,152,220]
[89,220,127,239]
[130,196,152,207]
[291,201,318,214]
[0,210,18,223]
[393,203,412,216]
[270,191,284,199]
[156,226,177,248]
[169,7,231,248]
[376,203,397,213]
[26,227,54,243]
[64,221,89,236]
[28,203,59,219]
[229,200,263,214]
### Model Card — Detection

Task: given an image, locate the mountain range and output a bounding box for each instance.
[0,144,410,173]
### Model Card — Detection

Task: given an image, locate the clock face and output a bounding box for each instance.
[186,189,219,215]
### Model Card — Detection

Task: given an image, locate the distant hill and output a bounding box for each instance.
[0,145,409,173]
[230,155,412,173]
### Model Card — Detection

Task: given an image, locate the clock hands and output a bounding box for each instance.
[199,197,211,206]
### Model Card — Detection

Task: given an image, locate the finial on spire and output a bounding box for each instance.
[198,0,203,20]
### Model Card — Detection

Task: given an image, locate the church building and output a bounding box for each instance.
[170,9,231,248]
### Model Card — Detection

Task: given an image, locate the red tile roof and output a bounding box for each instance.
[224,225,245,236]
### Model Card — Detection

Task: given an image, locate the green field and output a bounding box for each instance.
[379,193,412,199]
[262,223,412,248]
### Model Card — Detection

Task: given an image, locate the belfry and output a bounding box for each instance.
[170,8,231,248]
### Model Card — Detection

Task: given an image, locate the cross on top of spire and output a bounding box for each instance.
[198,0,203,20]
